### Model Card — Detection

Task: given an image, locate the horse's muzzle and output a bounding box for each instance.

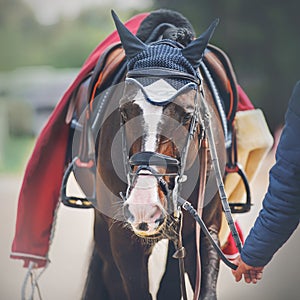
[123,201,166,236]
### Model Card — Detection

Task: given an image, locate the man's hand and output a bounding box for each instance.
[232,256,264,284]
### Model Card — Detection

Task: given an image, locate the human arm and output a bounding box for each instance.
[232,81,300,283]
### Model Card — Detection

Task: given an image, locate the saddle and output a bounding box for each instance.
[64,39,258,218]
[204,44,238,126]
[202,44,253,214]
[62,40,253,213]
[67,43,238,126]
[66,43,125,124]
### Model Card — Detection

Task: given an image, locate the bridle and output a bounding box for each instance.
[58,11,247,300]
[119,68,203,218]
[61,55,243,300]
[119,67,242,300]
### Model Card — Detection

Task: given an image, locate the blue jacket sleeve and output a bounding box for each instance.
[241,81,300,267]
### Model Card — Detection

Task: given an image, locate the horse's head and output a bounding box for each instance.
[113,11,218,237]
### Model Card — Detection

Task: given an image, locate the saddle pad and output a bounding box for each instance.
[225,109,274,204]
[220,109,273,247]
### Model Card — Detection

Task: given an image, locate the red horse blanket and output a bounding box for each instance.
[11,13,150,268]
[11,13,253,268]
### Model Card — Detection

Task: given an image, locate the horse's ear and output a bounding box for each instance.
[111,10,147,59]
[182,18,219,69]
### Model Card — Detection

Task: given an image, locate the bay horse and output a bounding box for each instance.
[75,10,233,300]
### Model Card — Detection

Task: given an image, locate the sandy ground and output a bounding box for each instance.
[0,152,299,300]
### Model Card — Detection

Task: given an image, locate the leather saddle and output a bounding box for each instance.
[62,41,251,213]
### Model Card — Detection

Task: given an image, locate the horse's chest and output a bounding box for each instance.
[148,239,168,299]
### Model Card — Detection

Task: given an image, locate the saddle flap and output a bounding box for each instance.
[88,43,126,104]
[203,44,238,125]
[63,45,127,208]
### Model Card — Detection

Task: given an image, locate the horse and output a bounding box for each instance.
[71,9,233,300]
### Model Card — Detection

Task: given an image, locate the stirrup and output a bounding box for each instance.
[61,157,95,209]
[225,162,252,213]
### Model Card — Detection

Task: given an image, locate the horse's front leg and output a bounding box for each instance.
[109,223,153,300]
[199,227,220,300]
[199,196,222,300]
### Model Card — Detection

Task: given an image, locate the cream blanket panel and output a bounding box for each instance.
[220,109,273,246]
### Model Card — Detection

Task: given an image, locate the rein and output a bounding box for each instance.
[175,79,242,267]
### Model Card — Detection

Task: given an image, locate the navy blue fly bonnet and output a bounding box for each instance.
[112,10,219,86]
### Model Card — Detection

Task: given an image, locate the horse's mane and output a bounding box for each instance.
[136,9,195,46]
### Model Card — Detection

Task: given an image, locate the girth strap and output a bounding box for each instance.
[225,124,252,213]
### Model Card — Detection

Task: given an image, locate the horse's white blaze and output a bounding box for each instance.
[135,79,177,151]
[125,80,177,229]
[134,91,162,151]
[126,172,163,227]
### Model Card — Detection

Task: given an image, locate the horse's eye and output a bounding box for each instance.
[120,110,128,122]
[182,113,192,125]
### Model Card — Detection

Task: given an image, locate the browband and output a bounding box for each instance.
[124,77,197,106]
[127,68,201,85]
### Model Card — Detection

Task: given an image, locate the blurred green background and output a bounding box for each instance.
[1,0,299,173]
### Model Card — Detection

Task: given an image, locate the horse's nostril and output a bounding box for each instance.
[138,222,149,231]
[123,204,134,222]
[150,205,162,220]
